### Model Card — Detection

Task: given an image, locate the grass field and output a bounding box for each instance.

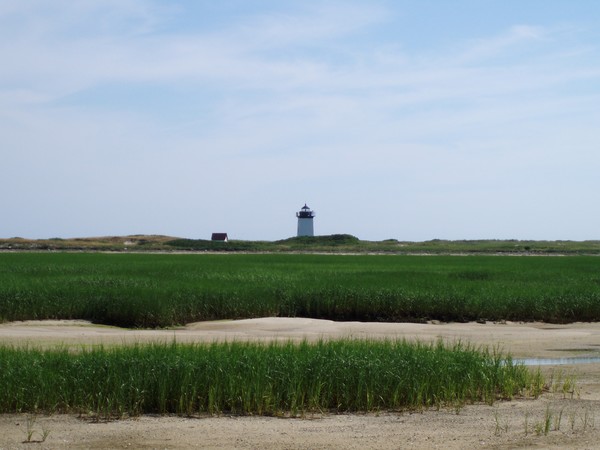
[0,252,575,418]
[0,340,541,416]
[1,252,599,327]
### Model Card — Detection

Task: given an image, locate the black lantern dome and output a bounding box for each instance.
[296,203,315,219]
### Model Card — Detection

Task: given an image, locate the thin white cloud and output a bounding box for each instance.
[456,25,547,62]
[0,2,386,103]
[232,2,388,49]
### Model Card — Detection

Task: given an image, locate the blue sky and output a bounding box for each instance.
[2,1,600,241]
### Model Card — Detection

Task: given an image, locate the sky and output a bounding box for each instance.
[2,1,600,241]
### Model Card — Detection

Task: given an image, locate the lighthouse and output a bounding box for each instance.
[296,204,315,237]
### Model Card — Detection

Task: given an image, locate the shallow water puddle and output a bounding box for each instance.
[516,356,600,366]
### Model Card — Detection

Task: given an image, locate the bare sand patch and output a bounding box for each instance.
[2,318,600,449]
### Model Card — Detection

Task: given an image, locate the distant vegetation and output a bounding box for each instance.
[2,234,600,254]
[2,253,600,327]
[166,234,361,252]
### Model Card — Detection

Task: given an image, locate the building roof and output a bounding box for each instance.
[211,233,228,241]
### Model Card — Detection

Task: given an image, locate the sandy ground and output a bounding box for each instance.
[2,318,600,449]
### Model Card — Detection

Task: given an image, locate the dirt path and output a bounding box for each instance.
[2,318,600,449]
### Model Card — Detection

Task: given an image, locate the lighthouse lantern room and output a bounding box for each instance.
[296,204,315,237]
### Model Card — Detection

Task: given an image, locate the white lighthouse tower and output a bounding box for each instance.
[296,204,315,237]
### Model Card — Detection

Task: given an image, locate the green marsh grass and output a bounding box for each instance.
[0,339,541,417]
[1,253,600,326]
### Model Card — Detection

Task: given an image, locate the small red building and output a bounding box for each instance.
[211,233,229,242]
